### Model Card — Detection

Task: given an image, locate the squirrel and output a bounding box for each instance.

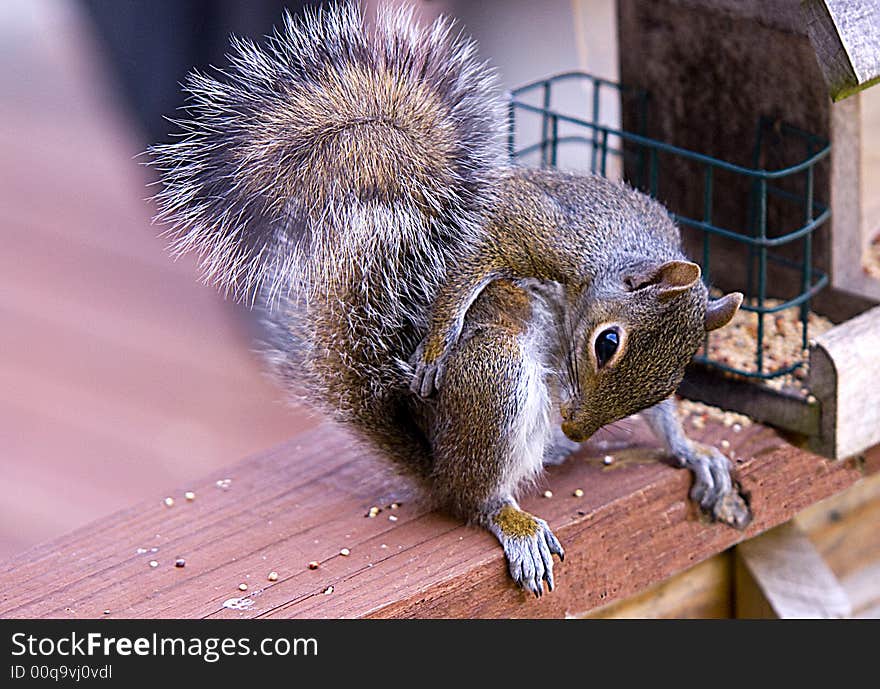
[149,2,751,597]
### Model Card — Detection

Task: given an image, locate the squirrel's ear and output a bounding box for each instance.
[656,260,701,301]
[625,260,701,298]
[705,292,744,332]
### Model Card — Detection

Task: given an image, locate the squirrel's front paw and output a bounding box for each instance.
[409,340,448,398]
[680,443,751,529]
[488,505,564,597]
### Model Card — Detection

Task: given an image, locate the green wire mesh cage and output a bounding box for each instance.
[508,71,831,391]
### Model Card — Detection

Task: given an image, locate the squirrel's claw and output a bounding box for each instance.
[491,513,564,597]
[409,340,447,397]
[410,359,445,398]
[712,489,751,529]
[682,443,752,530]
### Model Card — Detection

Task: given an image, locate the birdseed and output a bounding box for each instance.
[267,571,279,582]
[573,489,584,498]
[163,497,174,508]
[603,456,614,465]
[216,479,232,490]
[184,491,196,501]
[238,583,248,592]
[543,490,553,498]
[388,514,398,522]
[678,399,753,428]
[340,548,350,556]
[308,561,320,570]
[149,561,159,568]
[174,558,186,568]
[323,586,334,595]
[366,506,380,518]
[697,296,834,398]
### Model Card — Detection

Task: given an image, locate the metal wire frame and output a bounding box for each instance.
[508,71,831,381]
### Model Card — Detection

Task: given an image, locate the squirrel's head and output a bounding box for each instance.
[559,259,742,442]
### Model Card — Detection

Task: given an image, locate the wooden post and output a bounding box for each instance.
[809,305,880,459]
[735,522,851,618]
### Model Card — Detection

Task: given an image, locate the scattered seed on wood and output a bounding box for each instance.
[174,558,186,568]
[543,490,553,498]
[388,515,398,522]
[149,561,159,568]
[136,548,147,555]
[222,597,254,611]
[323,586,334,595]
[573,489,584,498]
[603,456,614,465]
[216,479,232,490]
[340,548,350,556]
[238,583,248,592]
[308,561,320,570]
[267,571,279,582]
[389,502,400,510]
[163,497,174,508]
[721,439,731,449]
[366,506,380,518]
[103,610,111,615]
[184,491,195,501]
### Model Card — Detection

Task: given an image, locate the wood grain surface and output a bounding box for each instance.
[1,413,874,619]
[810,305,880,458]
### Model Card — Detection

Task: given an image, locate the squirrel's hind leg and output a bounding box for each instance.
[644,398,752,529]
[426,323,564,596]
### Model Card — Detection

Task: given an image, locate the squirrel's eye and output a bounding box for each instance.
[595,328,620,368]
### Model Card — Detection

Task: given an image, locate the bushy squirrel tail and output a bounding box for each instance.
[149,1,504,304]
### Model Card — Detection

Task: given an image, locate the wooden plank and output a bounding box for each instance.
[840,560,880,616]
[650,0,806,34]
[735,522,851,618]
[809,305,880,458]
[826,91,880,302]
[803,0,880,101]
[582,552,732,619]
[0,413,873,619]
[795,476,880,576]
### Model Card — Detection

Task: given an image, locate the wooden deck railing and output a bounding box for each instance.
[1,414,877,619]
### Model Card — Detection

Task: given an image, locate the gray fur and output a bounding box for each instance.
[149,3,506,479]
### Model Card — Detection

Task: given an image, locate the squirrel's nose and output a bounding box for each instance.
[561,421,584,442]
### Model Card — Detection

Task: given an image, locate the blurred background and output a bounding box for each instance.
[0,0,617,560]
